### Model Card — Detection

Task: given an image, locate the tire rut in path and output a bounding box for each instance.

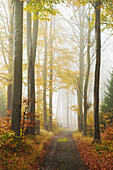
[40,130,88,170]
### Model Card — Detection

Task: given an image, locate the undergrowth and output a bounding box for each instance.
[0,128,61,170]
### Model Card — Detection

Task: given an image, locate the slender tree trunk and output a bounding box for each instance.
[56,91,60,126]
[77,89,80,129]
[30,19,38,135]
[27,11,38,135]
[7,0,13,111]
[29,24,38,135]
[7,84,12,111]
[83,16,91,136]
[27,11,31,108]
[70,93,72,128]
[49,16,53,131]
[37,44,40,115]
[11,0,23,136]
[67,89,69,128]
[78,7,85,132]
[43,21,48,130]
[93,0,101,143]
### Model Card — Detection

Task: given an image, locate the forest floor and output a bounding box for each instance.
[0,128,61,170]
[39,130,88,170]
[0,127,113,169]
[72,130,113,170]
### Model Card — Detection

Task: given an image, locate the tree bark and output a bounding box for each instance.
[7,84,12,111]
[49,17,53,131]
[78,7,85,131]
[11,0,23,136]
[67,89,69,128]
[43,21,48,130]
[83,16,91,136]
[27,10,31,110]
[93,0,101,143]
[27,11,38,135]
[7,0,13,111]
[37,43,41,123]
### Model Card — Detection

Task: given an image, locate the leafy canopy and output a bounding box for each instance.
[21,0,64,20]
[67,0,113,30]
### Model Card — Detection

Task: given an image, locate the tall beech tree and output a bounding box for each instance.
[93,0,101,143]
[25,0,63,132]
[7,0,13,112]
[78,7,85,132]
[75,0,113,142]
[62,4,87,131]
[43,21,48,130]
[49,16,54,131]
[83,14,91,136]
[74,0,101,142]
[66,89,69,128]
[27,10,38,135]
[11,0,23,136]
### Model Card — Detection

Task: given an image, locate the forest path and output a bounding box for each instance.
[40,130,88,170]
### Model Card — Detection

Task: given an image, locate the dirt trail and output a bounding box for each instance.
[40,130,88,170]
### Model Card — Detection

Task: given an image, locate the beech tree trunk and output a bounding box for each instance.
[11,0,23,136]
[67,89,69,128]
[27,11,38,135]
[7,0,13,111]
[7,84,12,111]
[93,0,101,143]
[78,7,85,132]
[27,11,31,109]
[37,44,41,120]
[43,21,48,130]
[49,17,53,131]
[83,15,91,136]
[56,91,60,126]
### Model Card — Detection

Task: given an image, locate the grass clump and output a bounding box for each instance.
[57,137,69,142]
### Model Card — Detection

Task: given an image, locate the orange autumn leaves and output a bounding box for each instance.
[73,128,113,170]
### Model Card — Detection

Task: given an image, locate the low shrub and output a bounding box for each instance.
[101,126,113,141]
[0,131,22,152]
